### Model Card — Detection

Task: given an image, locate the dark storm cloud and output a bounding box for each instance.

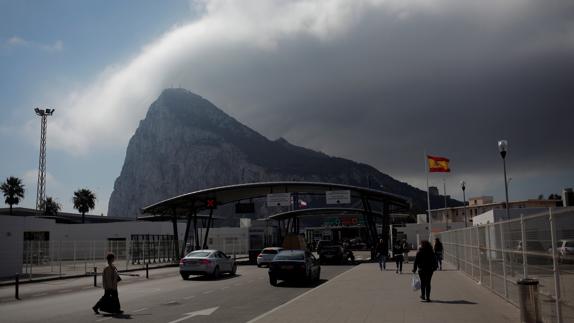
[49,0,574,198]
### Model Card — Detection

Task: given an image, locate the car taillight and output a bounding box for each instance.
[200,259,211,265]
[257,253,262,258]
[179,258,184,265]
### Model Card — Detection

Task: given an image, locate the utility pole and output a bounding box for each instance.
[34,108,55,210]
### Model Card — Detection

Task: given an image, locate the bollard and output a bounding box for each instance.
[517,279,542,323]
[146,263,149,279]
[93,267,97,287]
[15,274,20,300]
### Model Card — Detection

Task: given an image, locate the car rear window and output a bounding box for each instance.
[274,251,305,261]
[186,251,211,258]
[566,242,574,248]
[262,249,279,254]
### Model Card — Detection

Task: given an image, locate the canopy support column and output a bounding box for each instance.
[193,210,200,250]
[181,213,192,259]
[171,208,180,261]
[202,208,214,249]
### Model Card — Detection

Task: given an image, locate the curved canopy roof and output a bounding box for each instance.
[263,207,384,221]
[141,181,410,216]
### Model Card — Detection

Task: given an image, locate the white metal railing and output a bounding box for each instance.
[437,208,574,323]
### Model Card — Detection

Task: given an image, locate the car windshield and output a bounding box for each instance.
[262,249,279,254]
[565,242,574,248]
[186,251,211,258]
[274,251,305,261]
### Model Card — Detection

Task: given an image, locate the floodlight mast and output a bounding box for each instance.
[34,108,55,210]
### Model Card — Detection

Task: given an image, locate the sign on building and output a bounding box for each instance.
[266,193,291,207]
[326,190,351,205]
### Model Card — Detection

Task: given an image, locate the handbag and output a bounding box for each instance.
[411,274,421,291]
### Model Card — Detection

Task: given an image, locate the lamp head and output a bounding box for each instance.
[498,140,508,158]
[460,181,466,190]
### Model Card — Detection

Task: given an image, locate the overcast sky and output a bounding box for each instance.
[1,0,573,215]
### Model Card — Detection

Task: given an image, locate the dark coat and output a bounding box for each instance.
[413,249,438,273]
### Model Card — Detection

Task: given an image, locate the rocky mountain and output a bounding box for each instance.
[108,88,458,218]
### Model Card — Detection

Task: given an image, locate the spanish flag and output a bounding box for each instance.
[427,155,450,172]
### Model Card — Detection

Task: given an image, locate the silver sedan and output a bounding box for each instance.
[179,249,237,280]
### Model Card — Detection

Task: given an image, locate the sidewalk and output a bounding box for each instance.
[250,262,520,323]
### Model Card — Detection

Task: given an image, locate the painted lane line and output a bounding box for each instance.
[96,317,112,322]
[33,293,47,297]
[202,290,213,295]
[183,295,196,300]
[59,289,73,293]
[133,307,148,313]
[166,307,219,323]
[82,286,92,290]
[220,287,229,290]
[246,265,363,323]
[166,300,178,304]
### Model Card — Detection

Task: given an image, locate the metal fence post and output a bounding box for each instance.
[73,240,77,271]
[487,223,493,288]
[520,215,528,279]
[549,208,563,323]
[476,226,482,283]
[126,239,130,271]
[59,240,62,278]
[15,273,20,300]
[470,229,475,279]
[93,266,97,287]
[500,223,509,299]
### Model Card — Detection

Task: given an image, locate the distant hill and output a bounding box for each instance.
[108,88,459,218]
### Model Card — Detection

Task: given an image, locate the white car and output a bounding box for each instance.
[548,240,574,263]
[179,249,236,280]
[257,247,283,267]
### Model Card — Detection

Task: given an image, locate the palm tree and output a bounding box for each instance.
[1,176,25,215]
[39,197,61,216]
[73,189,96,223]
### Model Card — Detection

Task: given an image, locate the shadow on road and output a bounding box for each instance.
[274,278,328,288]
[430,300,477,305]
[187,273,241,281]
[100,313,133,319]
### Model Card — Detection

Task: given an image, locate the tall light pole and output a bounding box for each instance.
[498,140,510,221]
[34,108,55,210]
[461,181,467,227]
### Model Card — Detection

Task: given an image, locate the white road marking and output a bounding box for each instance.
[233,283,242,286]
[246,265,362,323]
[58,289,73,293]
[220,287,229,290]
[82,286,92,290]
[166,300,178,304]
[133,307,148,313]
[96,317,112,322]
[202,290,213,295]
[33,293,47,297]
[166,307,219,323]
[183,295,196,300]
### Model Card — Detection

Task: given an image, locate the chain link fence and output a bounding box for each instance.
[20,236,249,281]
[437,208,574,323]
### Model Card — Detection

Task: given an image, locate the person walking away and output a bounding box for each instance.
[93,253,123,314]
[434,238,444,271]
[412,240,438,302]
[403,240,410,263]
[395,242,404,274]
[376,238,386,271]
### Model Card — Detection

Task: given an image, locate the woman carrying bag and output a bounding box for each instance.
[412,240,438,302]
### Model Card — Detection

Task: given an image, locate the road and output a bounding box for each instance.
[0,265,353,323]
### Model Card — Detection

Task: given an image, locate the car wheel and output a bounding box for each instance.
[269,276,277,286]
[212,266,220,279]
[257,264,262,268]
[231,264,237,275]
[180,273,190,280]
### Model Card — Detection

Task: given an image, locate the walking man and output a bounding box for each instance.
[395,242,404,274]
[376,238,386,271]
[93,253,123,314]
[434,238,444,271]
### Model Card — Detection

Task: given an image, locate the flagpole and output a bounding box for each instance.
[443,177,448,231]
[425,152,432,240]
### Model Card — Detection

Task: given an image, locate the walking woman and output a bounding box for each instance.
[376,238,386,271]
[412,240,438,302]
[394,242,404,274]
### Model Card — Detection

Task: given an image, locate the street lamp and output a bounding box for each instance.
[498,140,510,221]
[461,181,467,227]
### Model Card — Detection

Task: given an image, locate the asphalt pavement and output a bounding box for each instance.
[0,264,353,323]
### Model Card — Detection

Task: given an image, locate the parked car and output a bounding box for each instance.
[548,240,574,263]
[179,249,236,280]
[257,247,283,267]
[317,241,354,264]
[269,250,320,286]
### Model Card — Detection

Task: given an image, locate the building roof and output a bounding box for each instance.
[0,207,134,223]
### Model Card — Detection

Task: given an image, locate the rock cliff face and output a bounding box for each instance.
[108,88,455,218]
